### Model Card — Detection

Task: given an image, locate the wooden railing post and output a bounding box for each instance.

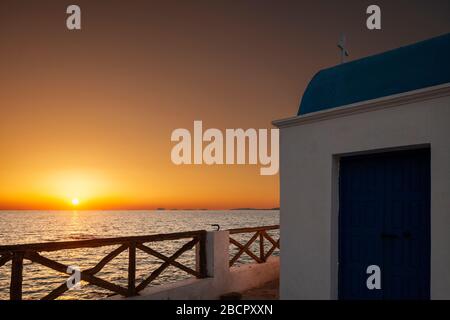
[10,251,24,300]
[127,242,136,296]
[259,231,265,262]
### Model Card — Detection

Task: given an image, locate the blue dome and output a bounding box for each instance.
[298,33,450,115]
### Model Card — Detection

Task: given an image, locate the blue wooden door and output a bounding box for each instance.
[338,149,430,300]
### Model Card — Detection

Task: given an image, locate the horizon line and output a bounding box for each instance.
[0,207,280,211]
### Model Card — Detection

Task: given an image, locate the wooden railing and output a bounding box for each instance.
[228,225,280,267]
[0,230,207,300]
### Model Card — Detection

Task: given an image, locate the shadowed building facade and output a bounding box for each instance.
[274,33,450,300]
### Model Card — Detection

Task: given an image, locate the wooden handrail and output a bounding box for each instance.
[0,230,206,253]
[228,225,279,235]
[0,230,207,300]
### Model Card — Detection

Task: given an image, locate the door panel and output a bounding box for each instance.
[338,149,430,300]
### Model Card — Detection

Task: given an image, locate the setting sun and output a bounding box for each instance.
[71,198,80,206]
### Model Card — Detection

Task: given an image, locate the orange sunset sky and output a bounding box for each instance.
[1,1,449,210]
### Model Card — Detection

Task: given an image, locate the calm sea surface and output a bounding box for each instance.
[0,210,279,300]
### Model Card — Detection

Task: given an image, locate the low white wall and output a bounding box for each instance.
[109,231,279,300]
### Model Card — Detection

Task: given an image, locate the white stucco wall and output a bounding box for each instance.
[274,84,450,300]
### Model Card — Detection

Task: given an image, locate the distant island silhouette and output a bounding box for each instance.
[154,208,279,211]
[230,208,279,211]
